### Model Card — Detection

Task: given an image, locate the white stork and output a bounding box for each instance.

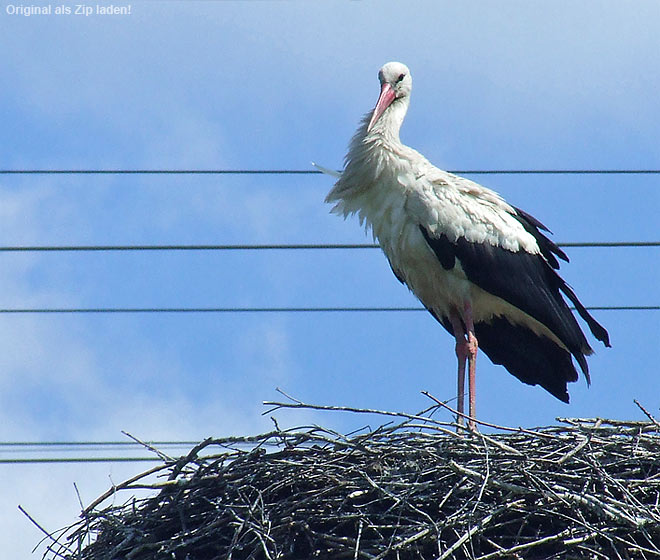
[324,62,610,431]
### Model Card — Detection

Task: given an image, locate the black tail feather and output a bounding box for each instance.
[559,280,612,348]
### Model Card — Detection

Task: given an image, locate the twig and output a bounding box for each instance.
[83,462,171,514]
[421,391,558,438]
[263,398,454,431]
[474,528,572,559]
[373,527,433,560]
[122,431,173,462]
[557,435,591,465]
[354,519,364,560]
[438,501,525,560]
[275,386,304,404]
[634,399,660,428]
[18,505,72,559]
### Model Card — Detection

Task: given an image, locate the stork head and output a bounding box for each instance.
[367,62,412,132]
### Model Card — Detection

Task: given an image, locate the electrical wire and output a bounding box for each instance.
[0,441,199,449]
[2,169,660,175]
[0,306,655,314]
[0,440,262,464]
[1,457,161,464]
[0,441,214,464]
[0,241,656,252]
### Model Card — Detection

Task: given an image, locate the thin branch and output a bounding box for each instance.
[421,391,558,438]
[121,431,173,462]
[633,400,660,428]
[18,505,72,559]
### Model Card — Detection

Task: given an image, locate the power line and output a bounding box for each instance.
[2,169,660,175]
[0,440,199,447]
[1,169,324,175]
[0,241,656,253]
[0,457,161,464]
[0,305,655,314]
[0,440,264,464]
[0,441,222,464]
[0,243,378,252]
[0,441,228,464]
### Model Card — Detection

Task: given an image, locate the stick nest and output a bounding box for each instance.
[43,404,660,559]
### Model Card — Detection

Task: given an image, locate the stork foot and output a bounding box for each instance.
[450,305,479,433]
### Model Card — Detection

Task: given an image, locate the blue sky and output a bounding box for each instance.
[1,1,659,555]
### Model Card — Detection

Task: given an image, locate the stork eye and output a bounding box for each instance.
[396,73,405,83]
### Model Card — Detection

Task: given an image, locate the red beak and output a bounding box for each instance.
[367,82,396,132]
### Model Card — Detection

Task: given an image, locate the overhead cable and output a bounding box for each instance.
[2,169,660,175]
[0,241,656,252]
[0,305,654,314]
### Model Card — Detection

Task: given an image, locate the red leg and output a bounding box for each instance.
[462,302,479,432]
[449,311,467,430]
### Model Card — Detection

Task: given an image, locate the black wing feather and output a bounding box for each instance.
[512,206,569,269]
[512,207,610,348]
[420,216,609,382]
